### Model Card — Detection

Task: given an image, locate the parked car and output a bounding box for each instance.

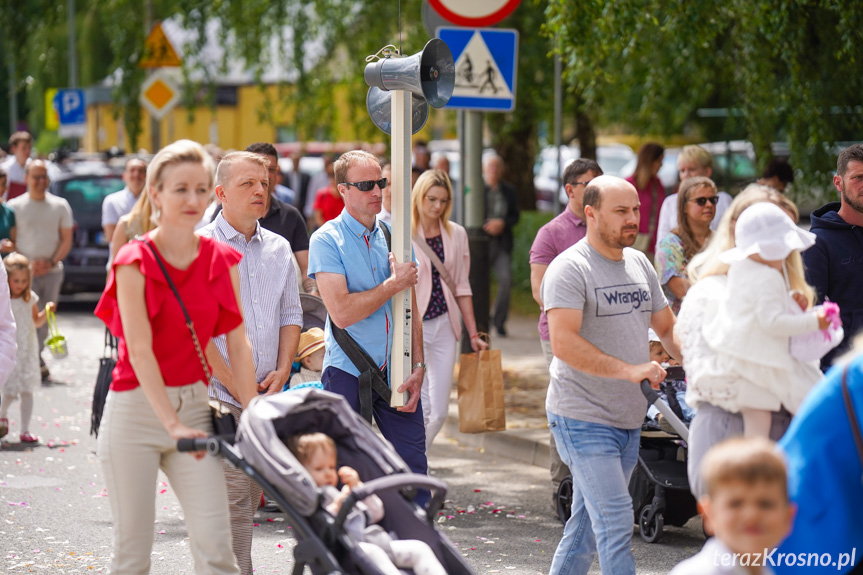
[534,144,637,211]
[50,166,125,294]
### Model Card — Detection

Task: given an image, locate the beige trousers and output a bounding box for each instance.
[98,384,239,575]
[221,402,264,575]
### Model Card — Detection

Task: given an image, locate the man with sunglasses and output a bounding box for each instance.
[528,158,602,515]
[308,150,428,482]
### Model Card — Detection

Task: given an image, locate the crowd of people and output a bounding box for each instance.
[0,130,860,575]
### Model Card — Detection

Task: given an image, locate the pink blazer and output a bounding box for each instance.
[413,221,473,339]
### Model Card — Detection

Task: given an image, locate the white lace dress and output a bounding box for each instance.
[5,292,40,396]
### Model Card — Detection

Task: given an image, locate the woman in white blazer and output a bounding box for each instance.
[411,170,487,450]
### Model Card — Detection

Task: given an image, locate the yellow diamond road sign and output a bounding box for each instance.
[140,70,181,120]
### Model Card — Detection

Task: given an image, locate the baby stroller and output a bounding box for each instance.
[555,369,699,544]
[179,388,476,575]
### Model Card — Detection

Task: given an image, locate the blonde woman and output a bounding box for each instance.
[95,140,256,574]
[411,169,487,449]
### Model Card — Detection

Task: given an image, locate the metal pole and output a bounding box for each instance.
[553,53,562,215]
[462,110,489,353]
[389,89,412,408]
[455,109,466,225]
[68,0,78,89]
[145,1,160,153]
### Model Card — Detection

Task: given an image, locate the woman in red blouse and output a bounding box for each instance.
[312,162,344,228]
[625,142,665,258]
[95,140,256,574]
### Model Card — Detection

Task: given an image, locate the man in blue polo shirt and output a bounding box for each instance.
[308,150,427,476]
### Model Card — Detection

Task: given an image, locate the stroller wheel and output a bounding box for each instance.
[638,505,664,544]
[556,476,573,524]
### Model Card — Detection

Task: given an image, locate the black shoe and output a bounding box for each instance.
[495,326,507,337]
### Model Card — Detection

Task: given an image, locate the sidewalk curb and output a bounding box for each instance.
[440,403,551,470]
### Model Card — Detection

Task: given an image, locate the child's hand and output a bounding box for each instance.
[817,309,830,331]
[790,290,808,311]
[338,466,361,489]
[45,302,56,313]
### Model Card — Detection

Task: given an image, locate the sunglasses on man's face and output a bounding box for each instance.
[341,178,387,192]
[690,196,719,207]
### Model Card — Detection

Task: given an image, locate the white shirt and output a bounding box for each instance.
[656,191,733,246]
[101,187,139,227]
[670,538,777,575]
[0,156,29,201]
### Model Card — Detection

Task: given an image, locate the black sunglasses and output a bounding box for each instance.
[341,178,387,192]
[691,196,719,206]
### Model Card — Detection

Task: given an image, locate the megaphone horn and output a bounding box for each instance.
[364,38,455,109]
[366,86,429,135]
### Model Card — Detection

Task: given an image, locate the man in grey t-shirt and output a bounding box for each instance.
[541,175,680,575]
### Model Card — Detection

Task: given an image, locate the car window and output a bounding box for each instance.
[56,177,125,215]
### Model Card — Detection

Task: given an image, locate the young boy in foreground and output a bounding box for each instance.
[671,437,794,575]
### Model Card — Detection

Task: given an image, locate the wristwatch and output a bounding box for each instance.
[411,362,427,372]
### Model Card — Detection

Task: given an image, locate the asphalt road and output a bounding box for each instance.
[1,307,705,574]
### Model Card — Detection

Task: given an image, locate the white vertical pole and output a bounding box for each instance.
[389,89,412,407]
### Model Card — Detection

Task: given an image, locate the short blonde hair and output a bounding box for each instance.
[285,432,336,465]
[700,436,788,500]
[411,169,453,235]
[678,145,713,170]
[215,151,269,188]
[334,151,380,186]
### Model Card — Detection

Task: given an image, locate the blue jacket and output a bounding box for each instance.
[802,202,863,369]
[775,356,863,573]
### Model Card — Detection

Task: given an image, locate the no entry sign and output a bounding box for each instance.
[428,0,521,27]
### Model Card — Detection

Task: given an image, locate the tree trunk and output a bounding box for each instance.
[494,123,537,212]
[574,95,597,161]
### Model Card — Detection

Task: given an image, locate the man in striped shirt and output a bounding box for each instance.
[199,151,303,575]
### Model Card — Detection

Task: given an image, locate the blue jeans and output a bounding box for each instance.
[547,412,640,575]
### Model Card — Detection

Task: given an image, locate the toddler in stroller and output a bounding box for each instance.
[180,387,475,575]
[286,432,446,575]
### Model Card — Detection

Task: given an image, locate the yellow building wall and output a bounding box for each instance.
[83,82,447,154]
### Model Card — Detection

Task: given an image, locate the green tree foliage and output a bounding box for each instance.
[545,0,863,190]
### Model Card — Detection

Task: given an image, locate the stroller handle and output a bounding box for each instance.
[334,473,448,530]
[639,379,690,441]
[177,437,225,456]
[640,379,661,404]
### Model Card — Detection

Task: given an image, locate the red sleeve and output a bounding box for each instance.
[206,239,244,337]
[94,240,168,337]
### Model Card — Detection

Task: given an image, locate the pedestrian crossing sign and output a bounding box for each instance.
[437,27,518,112]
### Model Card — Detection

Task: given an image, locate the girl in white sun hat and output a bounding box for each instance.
[702,201,839,438]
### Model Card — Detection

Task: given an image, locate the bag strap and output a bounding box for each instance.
[138,239,212,382]
[46,308,60,337]
[841,365,863,481]
[103,327,118,360]
[414,235,457,296]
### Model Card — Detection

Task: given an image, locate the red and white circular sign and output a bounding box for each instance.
[428,0,521,27]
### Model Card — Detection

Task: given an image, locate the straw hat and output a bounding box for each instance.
[295,328,325,361]
[719,202,816,263]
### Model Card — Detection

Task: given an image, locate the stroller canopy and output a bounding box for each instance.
[235,388,411,517]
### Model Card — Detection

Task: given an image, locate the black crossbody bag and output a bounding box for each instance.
[140,239,237,437]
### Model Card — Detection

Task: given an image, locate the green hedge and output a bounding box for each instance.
[510,210,553,315]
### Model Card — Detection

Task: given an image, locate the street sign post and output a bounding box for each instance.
[428,0,521,27]
[437,27,518,112]
[54,89,87,138]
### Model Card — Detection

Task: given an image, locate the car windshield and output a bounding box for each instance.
[55,176,125,215]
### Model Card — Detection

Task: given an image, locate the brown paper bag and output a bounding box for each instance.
[457,348,506,433]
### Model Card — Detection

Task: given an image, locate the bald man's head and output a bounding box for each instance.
[583,175,637,211]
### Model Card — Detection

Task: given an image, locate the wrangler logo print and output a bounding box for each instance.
[595,283,651,317]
